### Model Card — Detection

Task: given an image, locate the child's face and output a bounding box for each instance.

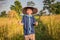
[26,9,33,15]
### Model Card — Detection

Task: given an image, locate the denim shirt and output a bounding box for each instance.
[22,15,36,35]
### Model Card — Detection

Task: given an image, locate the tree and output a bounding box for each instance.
[39,10,44,16]
[27,1,35,6]
[10,1,22,15]
[0,11,7,17]
[55,2,60,14]
[43,0,55,14]
[49,2,60,14]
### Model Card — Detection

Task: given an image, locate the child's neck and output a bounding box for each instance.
[27,14,32,16]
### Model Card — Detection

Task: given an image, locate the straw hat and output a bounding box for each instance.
[22,7,38,14]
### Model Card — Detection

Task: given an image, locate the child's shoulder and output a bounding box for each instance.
[23,14,26,17]
[22,14,27,18]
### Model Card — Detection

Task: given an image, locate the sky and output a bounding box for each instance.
[0,0,44,13]
[0,0,60,13]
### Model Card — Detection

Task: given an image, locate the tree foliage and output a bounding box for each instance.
[10,1,22,15]
[49,2,60,14]
[43,0,55,14]
[43,0,60,14]
[0,11,7,17]
[27,1,35,6]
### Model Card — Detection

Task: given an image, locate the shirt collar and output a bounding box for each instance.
[26,14,32,17]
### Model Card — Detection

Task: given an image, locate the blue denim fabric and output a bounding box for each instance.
[22,15,36,35]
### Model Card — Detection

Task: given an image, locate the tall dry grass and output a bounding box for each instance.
[0,10,23,40]
[40,15,60,40]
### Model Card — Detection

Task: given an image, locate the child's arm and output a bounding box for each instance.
[33,16,38,26]
[18,16,24,26]
[18,20,24,26]
[34,22,38,26]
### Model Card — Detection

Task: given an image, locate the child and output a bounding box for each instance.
[19,7,38,40]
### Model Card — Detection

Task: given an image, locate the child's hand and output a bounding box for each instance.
[18,20,24,26]
[35,22,38,26]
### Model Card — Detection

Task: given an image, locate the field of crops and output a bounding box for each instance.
[40,15,60,40]
[0,10,24,40]
[0,12,60,40]
[0,17,24,40]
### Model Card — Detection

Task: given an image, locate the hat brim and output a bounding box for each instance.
[22,7,38,14]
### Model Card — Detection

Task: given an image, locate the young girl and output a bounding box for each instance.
[19,7,38,40]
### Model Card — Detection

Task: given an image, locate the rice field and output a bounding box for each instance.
[40,15,60,40]
[0,10,24,40]
[0,11,60,40]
